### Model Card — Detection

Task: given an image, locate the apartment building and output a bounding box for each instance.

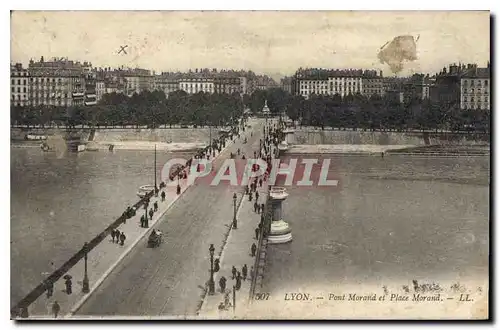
[460,63,490,110]
[179,77,215,94]
[10,63,30,107]
[28,57,87,107]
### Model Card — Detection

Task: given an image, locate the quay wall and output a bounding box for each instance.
[293,129,489,146]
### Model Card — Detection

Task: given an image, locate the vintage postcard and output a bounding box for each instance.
[10,11,490,320]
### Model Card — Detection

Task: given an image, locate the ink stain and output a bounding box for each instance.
[378,35,419,74]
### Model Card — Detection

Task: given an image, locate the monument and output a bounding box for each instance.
[262,99,270,115]
[267,186,293,244]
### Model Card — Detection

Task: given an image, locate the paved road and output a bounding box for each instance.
[75,119,266,317]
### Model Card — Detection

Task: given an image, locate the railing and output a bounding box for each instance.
[249,187,273,302]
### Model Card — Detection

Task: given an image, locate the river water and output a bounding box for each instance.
[257,153,490,318]
[10,147,192,307]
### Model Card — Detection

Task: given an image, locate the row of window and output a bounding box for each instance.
[180,84,214,88]
[11,79,28,85]
[11,87,27,93]
[31,86,69,92]
[462,103,490,110]
[462,79,489,87]
[462,88,489,94]
[21,77,83,83]
[11,95,26,100]
[11,71,29,77]
[31,100,72,106]
[32,93,70,98]
[463,96,490,102]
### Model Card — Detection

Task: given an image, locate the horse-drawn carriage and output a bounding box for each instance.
[147,229,163,248]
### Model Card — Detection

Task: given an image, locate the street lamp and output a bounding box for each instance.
[208,244,215,295]
[82,242,90,293]
[232,193,238,229]
[177,172,181,195]
[232,284,236,313]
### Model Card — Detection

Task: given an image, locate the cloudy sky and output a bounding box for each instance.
[11,11,490,78]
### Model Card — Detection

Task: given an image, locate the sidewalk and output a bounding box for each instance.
[198,181,269,319]
[23,138,233,319]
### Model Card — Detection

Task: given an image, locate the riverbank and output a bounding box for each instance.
[10,141,206,152]
[85,141,206,152]
[386,144,490,156]
[288,144,415,155]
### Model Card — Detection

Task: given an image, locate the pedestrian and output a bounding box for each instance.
[218,302,225,311]
[245,185,249,195]
[154,201,158,212]
[251,243,257,257]
[259,177,263,188]
[250,266,254,281]
[242,264,248,281]
[255,227,259,240]
[261,203,265,214]
[52,301,60,318]
[111,229,116,243]
[254,201,258,213]
[232,266,237,280]
[236,272,242,290]
[65,278,72,295]
[149,208,154,220]
[45,280,54,298]
[257,203,261,214]
[119,232,126,246]
[140,215,144,228]
[248,192,253,201]
[219,276,227,293]
[115,230,121,243]
[255,191,259,201]
[161,191,166,201]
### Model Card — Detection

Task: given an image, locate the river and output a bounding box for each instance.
[10,147,192,307]
[255,154,490,318]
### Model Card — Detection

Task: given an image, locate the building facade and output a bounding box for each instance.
[214,77,241,94]
[402,74,433,103]
[361,70,384,98]
[84,72,97,106]
[28,57,87,107]
[293,68,373,99]
[11,63,30,107]
[123,68,152,96]
[460,63,490,110]
[179,77,215,94]
[280,77,292,94]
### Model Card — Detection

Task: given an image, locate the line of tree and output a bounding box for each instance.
[251,88,490,133]
[11,90,244,128]
[11,88,490,133]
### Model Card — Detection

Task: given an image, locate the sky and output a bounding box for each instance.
[10,11,490,79]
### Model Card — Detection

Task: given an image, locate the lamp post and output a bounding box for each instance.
[233,285,236,313]
[232,193,237,229]
[208,244,215,295]
[154,144,158,194]
[82,242,90,293]
[177,172,181,195]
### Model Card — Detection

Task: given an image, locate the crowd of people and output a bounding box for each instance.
[216,120,286,313]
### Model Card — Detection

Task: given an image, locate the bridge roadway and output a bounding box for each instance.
[74,120,265,317]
